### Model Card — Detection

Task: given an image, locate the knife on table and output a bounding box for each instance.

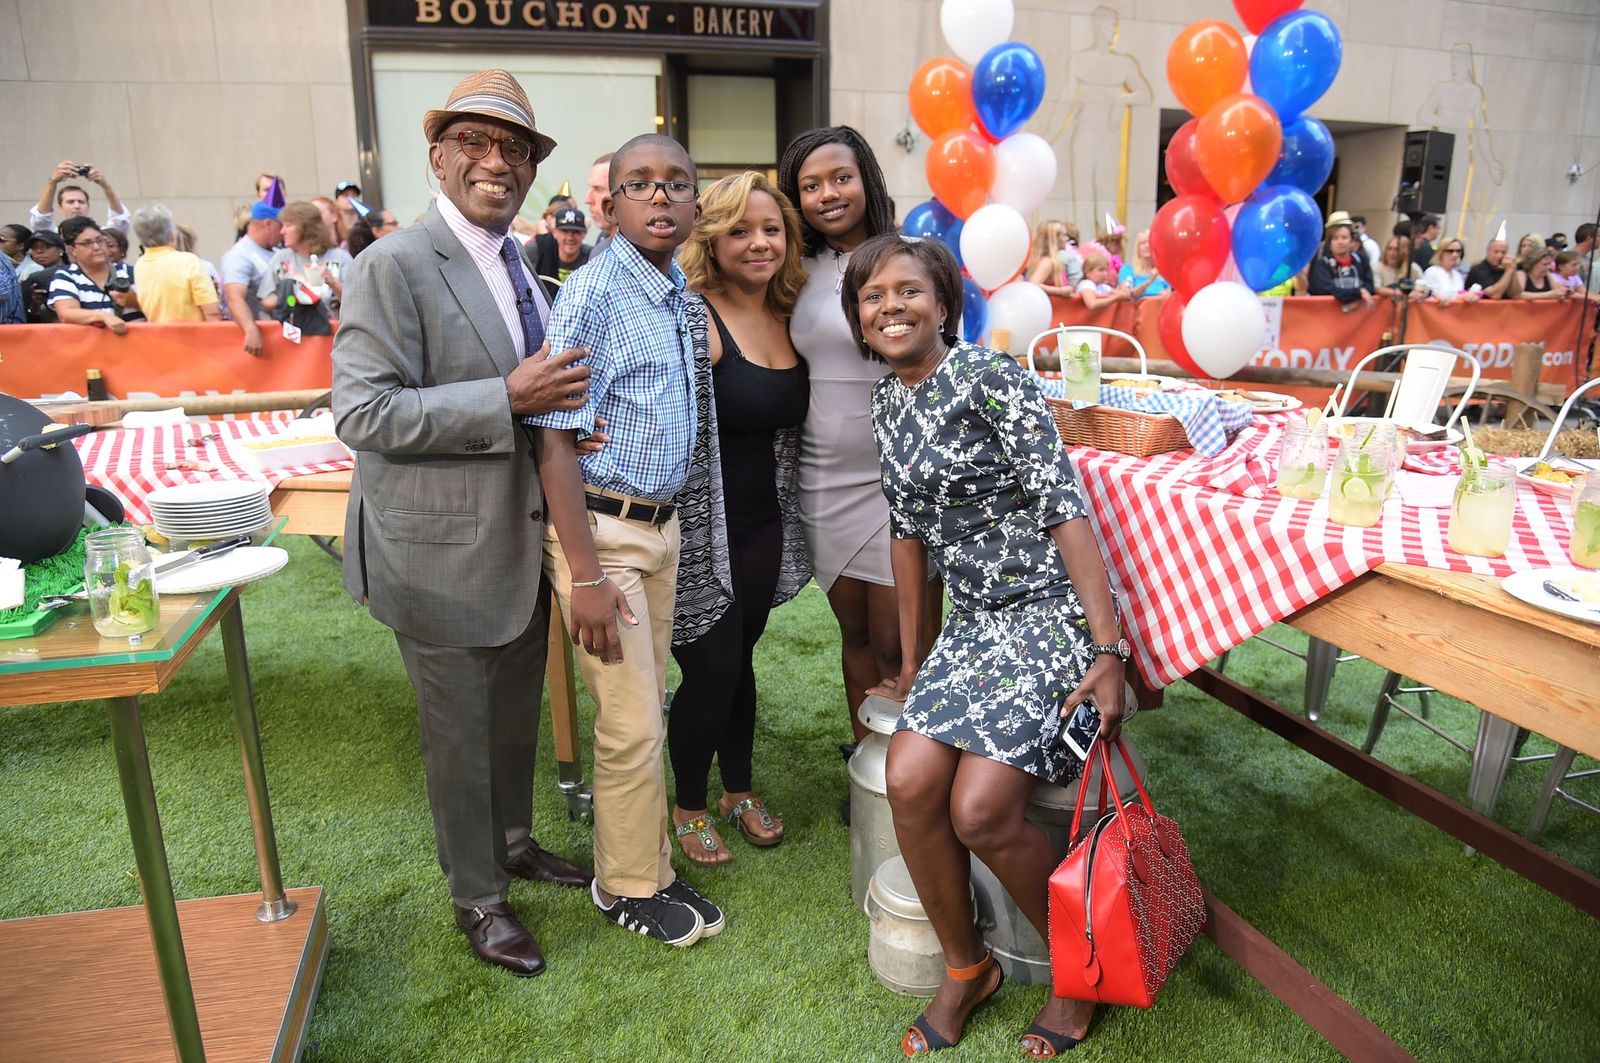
[152,535,254,575]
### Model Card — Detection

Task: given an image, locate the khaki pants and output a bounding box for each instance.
[544,508,678,898]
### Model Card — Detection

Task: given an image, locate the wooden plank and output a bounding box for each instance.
[1204,892,1416,1063]
[1287,566,1600,760]
[0,887,327,1063]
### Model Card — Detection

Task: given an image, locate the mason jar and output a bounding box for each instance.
[84,528,160,638]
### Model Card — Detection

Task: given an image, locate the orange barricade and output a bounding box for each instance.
[1042,294,1590,393]
[0,322,334,398]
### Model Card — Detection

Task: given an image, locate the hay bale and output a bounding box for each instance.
[1475,427,1599,458]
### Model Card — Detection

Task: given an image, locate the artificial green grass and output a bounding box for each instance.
[2,536,1596,1061]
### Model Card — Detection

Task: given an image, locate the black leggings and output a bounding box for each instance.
[669,510,783,811]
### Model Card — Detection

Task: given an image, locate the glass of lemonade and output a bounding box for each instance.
[1061,333,1101,404]
[1571,475,1600,569]
[1275,413,1328,500]
[1448,460,1516,558]
[1328,424,1397,528]
[84,527,160,639]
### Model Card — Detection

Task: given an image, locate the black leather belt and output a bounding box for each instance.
[585,492,675,525]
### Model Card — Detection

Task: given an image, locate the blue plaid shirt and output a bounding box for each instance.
[529,235,698,501]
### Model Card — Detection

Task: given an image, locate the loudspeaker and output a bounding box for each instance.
[1396,130,1454,215]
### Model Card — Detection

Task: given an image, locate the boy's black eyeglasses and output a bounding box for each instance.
[612,180,698,203]
[446,130,534,167]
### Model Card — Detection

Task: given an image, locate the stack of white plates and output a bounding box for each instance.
[147,481,273,540]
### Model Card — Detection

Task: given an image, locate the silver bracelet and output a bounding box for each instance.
[571,575,608,589]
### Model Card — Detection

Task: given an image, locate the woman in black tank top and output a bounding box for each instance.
[670,173,812,865]
[1516,249,1565,300]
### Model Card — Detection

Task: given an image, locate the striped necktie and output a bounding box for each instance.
[498,237,545,360]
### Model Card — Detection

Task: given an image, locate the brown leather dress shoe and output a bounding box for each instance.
[454,902,545,977]
[503,841,593,888]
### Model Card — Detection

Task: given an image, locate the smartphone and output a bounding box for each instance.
[1059,698,1102,761]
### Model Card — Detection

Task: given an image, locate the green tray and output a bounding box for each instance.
[0,605,66,641]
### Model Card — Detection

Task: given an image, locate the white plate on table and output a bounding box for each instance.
[1326,417,1463,453]
[147,481,267,508]
[1515,459,1596,503]
[1501,568,1600,625]
[1211,388,1302,412]
[153,546,289,596]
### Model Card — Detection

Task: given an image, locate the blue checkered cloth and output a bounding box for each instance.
[1035,379,1254,456]
[526,235,698,501]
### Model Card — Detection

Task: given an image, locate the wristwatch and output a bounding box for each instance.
[1088,638,1131,663]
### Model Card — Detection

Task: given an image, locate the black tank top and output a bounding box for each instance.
[707,302,809,518]
[1524,272,1551,293]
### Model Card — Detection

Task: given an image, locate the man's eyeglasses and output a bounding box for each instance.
[612,179,698,203]
[445,130,535,167]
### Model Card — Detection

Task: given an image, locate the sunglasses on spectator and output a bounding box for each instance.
[1441,246,1463,254]
[611,179,698,203]
[445,130,535,166]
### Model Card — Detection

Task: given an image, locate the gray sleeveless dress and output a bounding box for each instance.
[790,250,894,591]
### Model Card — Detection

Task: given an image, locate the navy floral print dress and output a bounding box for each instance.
[871,341,1099,785]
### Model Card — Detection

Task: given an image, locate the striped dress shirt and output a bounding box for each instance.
[434,192,549,360]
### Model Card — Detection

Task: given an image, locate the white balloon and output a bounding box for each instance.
[940,0,1015,66]
[984,281,1054,356]
[1180,281,1268,378]
[959,204,1031,290]
[990,133,1058,214]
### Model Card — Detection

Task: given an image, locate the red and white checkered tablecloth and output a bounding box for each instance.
[1071,419,1579,689]
[73,411,356,525]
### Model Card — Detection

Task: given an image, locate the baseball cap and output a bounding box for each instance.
[553,207,586,232]
[250,200,281,221]
[335,180,361,195]
[27,231,65,250]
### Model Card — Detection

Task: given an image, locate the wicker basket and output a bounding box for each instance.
[1044,397,1190,457]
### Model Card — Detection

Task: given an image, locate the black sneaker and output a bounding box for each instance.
[662,877,725,938]
[591,879,703,947]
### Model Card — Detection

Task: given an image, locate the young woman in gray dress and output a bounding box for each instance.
[844,234,1128,1058]
[777,127,901,759]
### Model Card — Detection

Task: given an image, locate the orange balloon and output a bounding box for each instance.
[1193,93,1283,204]
[1166,20,1248,118]
[909,57,976,139]
[926,129,995,220]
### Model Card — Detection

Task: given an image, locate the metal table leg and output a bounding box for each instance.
[1303,638,1338,723]
[546,589,592,821]
[219,598,296,923]
[1465,712,1519,855]
[108,695,206,1063]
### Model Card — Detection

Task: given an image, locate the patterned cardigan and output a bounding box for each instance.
[672,292,811,645]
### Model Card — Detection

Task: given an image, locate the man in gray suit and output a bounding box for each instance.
[333,69,593,977]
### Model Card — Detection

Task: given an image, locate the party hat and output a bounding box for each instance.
[1103,212,1126,236]
[348,197,372,219]
[557,179,572,198]
[264,176,286,209]
[1493,218,1507,243]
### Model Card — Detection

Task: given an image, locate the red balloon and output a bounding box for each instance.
[1149,195,1232,300]
[909,57,976,140]
[1164,119,1222,204]
[1157,295,1204,377]
[1193,93,1283,205]
[1166,20,1248,118]
[926,129,996,220]
[1233,0,1304,34]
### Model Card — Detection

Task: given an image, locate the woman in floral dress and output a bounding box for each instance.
[842,234,1128,1058]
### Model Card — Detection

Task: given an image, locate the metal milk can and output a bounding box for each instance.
[867,855,974,997]
[971,733,1149,985]
[849,694,903,913]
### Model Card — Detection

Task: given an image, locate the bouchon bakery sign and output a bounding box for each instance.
[372,0,818,41]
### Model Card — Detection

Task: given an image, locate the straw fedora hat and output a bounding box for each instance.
[422,69,557,164]
[1324,210,1353,230]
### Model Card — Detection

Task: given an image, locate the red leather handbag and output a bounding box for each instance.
[1047,737,1206,1008]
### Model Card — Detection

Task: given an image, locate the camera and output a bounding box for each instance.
[75,164,92,177]
[106,275,131,293]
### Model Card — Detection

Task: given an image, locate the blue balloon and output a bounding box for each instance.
[972,42,1047,141]
[1232,185,1323,292]
[1249,11,1342,122]
[903,198,965,268]
[960,276,988,344]
[1266,116,1335,195]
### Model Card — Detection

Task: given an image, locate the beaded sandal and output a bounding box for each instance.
[901,950,1004,1056]
[672,811,729,867]
[723,796,784,848]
